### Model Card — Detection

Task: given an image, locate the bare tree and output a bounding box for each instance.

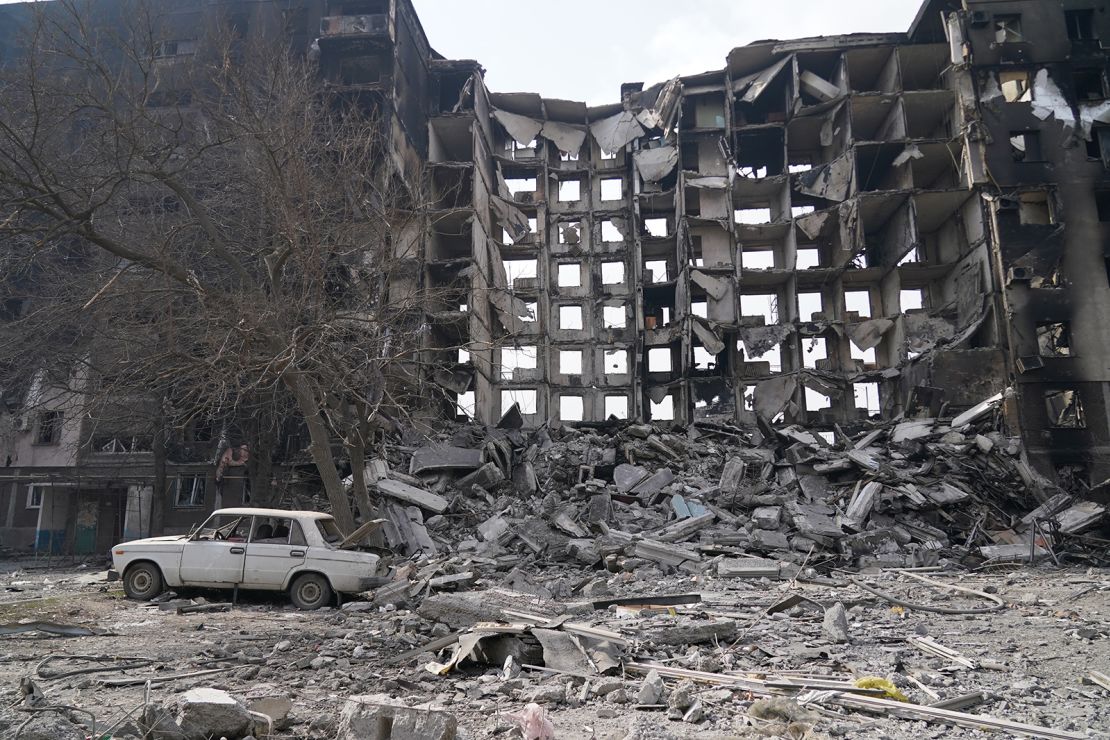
[0,1,461,533]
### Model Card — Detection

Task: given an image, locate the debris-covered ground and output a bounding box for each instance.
[0,562,1107,739]
[1,395,1108,739]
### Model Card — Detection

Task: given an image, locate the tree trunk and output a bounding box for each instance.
[150,415,168,537]
[284,371,357,533]
[346,439,374,521]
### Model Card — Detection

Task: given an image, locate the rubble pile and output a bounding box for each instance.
[347,390,1106,580]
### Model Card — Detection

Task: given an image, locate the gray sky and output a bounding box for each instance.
[410,0,924,105]
[0,0,927,105]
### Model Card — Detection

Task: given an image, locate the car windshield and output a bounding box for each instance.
[316,517,343,545]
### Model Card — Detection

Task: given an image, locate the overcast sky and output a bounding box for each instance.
[410,0,924,105]
[0,0,926,104]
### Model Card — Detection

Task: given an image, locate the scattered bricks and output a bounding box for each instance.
[338,695,457,740]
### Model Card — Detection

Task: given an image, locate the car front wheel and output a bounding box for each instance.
[289,573,333,610]
[123,563,164,601]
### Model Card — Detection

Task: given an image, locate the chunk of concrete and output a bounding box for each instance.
[409,446,482,475]
[613,463,649,493]
[175,688,252,740]
[338,694,457,740]
[822,602,850,644]
[456,462,505,491]
[752,506,781,530]
[376,478,449,514]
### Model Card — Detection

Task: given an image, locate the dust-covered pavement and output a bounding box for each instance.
[0,559,1106,739]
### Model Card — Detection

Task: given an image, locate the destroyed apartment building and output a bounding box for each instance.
[1,0,1110,557]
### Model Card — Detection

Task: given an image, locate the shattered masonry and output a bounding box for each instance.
[413,0,1110,491]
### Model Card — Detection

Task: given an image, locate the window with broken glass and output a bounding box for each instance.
[994,15,1023,44]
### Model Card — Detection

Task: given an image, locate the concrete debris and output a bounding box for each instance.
[338,695,457,740]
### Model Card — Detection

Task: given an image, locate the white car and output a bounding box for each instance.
[111,508,384,610]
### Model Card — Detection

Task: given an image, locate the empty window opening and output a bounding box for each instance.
[558,263,582,287]
[560,305,583,330]
[650,395,675,421]
[560,350,583,374]
[898,245,922,265]
[845,290,872,318]
[1000,70,1032,102]
[558,222,582,245]
[503,218,536,244]
[1036,322,1071,356]
[742,385,756,411]
[693,346,717,369]
[503,258,537,287]
[788,161,813,173]
[602,261,625,284]
[798,292,824,320]
[522,302,538,322]
[1019,192,1053,224]
[851,344,877,364]
[661,307,672,325]
[994,14,1023,43]
[900,289,924,311]
[744,249,776,270]
[736,207,773,224]
[648,348,672,372]
[1074,68,1106,101]
[504,177,536,197]
[505,139,537,159]
[500,346,537,380]
[560,395,584,422]
[803,337,827,369]
[558,179,581,201]
[805,387,832,411]
[601,220,623,242]
[456,390,475,419]
[644,218,668,237]
[604,349,629,374]
[738,164,768,178]
[740,293,779,324]
[796,248,821,269]
[1044,389,1085,428]
[645,259,669,282]
[692,301,708,319]
[855,382,881,415]
[603,306,625,328]
[600,178,623,201]
[1066,9,1097,41]
[502,388,538,415]
[1010,131,1043,162]
[605,394,629,419]
[600,148,617,161]
[791,205,815,218]
[560,147,580,161]
[458,348,471,363]
[741,340,782,372]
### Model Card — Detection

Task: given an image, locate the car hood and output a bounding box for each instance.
[113,535,190,549]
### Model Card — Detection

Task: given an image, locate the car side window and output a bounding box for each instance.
[252,517,297,544]
[288,521,307,546]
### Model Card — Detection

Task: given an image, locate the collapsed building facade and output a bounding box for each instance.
[1,0,1109,553]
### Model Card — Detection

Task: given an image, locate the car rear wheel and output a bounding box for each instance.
[289,573,332,610]
[123,563,164,601]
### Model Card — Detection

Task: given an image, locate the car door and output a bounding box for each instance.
[241,518,306,589]
[178,514,250,586]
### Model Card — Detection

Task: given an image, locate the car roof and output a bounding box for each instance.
[210,508,334,520]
